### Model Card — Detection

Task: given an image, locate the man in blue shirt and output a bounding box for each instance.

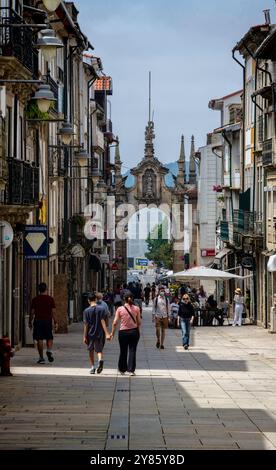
[83,293,111,374]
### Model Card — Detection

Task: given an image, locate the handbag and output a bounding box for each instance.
[124,305,137,325]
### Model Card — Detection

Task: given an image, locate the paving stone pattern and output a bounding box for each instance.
[1,305,276,450]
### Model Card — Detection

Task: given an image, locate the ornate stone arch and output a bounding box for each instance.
[114,121,198,283]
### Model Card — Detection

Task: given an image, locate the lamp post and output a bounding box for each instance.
[33,83,56,113]
[41,0,61,12]
[35,28,63,62]
[57,122,75,146]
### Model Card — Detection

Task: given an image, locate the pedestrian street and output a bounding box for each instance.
[1,305,276,450]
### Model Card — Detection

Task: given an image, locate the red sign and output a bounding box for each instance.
[201,249,215,257]
[111,263,118,271]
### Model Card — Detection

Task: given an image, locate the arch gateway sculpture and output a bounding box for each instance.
[113,118,198,283]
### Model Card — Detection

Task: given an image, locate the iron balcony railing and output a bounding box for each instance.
[0,7,39,77]
[220,220,229,242]
[221,211,264,243]
[262,138,273,166]
[48,146,65,178]
[44,74,59,114]
[5,158,39,205]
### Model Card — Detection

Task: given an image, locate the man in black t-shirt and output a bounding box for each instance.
[144,284,151,306]
[29,282,57,364]
[177,294,195,350]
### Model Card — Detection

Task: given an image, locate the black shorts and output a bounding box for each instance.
[33,319,53,341]
[88,336,105,353]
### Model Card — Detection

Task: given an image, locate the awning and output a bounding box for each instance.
[214,248,232,262]
[88,254,101,272]
[172,266,244,281]
[268,254,276,272]
[70,244,85,258]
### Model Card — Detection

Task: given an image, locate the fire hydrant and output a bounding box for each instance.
[0,336,14,376]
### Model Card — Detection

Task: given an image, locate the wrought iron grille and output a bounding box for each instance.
[44,74,59,113]
[0,7,39,77]
[48,146,65,178]
[262,138,273,166]
[7,158,39,205]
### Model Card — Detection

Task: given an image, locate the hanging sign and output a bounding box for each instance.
[24,225,48,260]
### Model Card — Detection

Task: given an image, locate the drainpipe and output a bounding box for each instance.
[243,45,273,324]
[63,37,69,245]
[87,76,97,205]
[221,130,234,222]
[232,48,245,193]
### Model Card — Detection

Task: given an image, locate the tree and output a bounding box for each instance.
[145,220,173,269]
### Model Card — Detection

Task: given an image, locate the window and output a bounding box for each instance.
[6,106,12,157]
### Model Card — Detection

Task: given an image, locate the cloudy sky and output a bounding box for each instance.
[76,0,276,171]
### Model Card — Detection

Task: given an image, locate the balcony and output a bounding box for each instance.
[262,138,273,166]
[223,172,230,188]
[233,210,255,234]
[223,170,240,189]
[48,147,65,178]
[232,169,240,189]
[45,74,59,114]
[92,129,105,151]
[0,157,8,204]
[0,156,8,181]
[0,8,39,77]
[2,158,39,206]
[220,220,229,242]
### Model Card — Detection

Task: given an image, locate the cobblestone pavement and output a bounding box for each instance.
[1,305,276,450]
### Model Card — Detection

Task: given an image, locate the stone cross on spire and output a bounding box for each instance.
[189,135,196,184]
[176,135,186,185]
[144,120,155,159]
[114,136,122,184]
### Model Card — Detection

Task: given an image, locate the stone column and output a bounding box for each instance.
[54,273,68,333]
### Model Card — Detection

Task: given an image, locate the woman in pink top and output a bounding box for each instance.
[111,293,141,376]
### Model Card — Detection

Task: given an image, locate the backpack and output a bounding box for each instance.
[154,296,169,313]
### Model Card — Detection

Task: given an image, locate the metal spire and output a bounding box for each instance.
[144,72,155,159]
[177,135,186,184]
[149,71,151,124]
[189,135,196,184]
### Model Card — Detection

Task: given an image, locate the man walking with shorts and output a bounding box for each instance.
[29,282,57,364]
[83,293,111,374]
[152,287,169,349]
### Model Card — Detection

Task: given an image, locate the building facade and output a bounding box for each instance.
[0,0,116,346]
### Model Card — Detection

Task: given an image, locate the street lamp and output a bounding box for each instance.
[57,122,75,145]
[35,29,63,62]
[33,83,55,113]
[41,0,61,12]
[75,148,89,167]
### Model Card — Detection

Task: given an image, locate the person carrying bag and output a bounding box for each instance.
[111,294,141,376]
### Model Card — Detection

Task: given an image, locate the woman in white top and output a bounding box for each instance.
[232,288,245,327]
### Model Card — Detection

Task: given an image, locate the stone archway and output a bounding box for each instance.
[114,120,198,283]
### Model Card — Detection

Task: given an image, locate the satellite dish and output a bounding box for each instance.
[0,221,14,249]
